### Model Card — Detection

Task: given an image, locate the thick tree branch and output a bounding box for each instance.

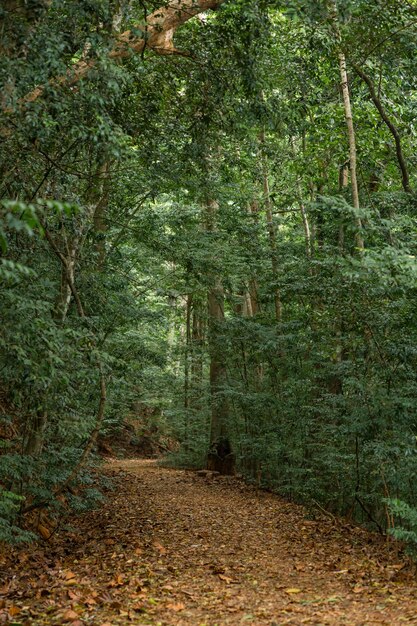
[41,222,86,318]
[22,0,224,106]
[352,63,412,194]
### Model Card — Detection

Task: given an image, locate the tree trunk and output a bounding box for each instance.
[259,129,283,320]
[184,294,192,412]
[338,161,350,252]
[92,162,110,268]
[205,200,235,474]
[54,236,79,322]
[41,221,107,488]
[190,298,204,411]
[328,0,364,251]
[290,138,312,261]
[23,410,47,456]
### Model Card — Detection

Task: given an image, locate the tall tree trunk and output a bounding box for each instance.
[92,162,110,268]
[53,163,108,322]
[338,161,349,252]
[328,0,364,251]
[205,200,235,474]
[54,235,79,322]
[247,201,261,314]
[290,138,312,261]
[23,410,47,456]
[40,217,107,486]
[191,298,204,411]
[259,129,283,320]
[184,294,192,413]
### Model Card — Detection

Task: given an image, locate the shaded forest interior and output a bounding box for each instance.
[1,0,417,561]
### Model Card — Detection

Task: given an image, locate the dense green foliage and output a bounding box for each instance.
[1,0,417,548]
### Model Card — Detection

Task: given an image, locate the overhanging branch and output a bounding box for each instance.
[20,0,224,107]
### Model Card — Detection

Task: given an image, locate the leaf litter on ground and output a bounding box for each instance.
[1,458,417,625]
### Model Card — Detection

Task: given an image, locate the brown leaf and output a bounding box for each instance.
[8,606,21,617]
[166,602,185,612]
[38,524,51,540]
[109,573,125,587]
[218,574,235,584]
[67,590,79,601]
[62,609,79,622]
[153,542,167,555]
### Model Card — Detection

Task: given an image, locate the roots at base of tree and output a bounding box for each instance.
[207,438,235,475]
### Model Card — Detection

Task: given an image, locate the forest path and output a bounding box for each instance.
[3,459,417,625]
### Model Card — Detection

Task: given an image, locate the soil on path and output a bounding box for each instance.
[2,459,417,625]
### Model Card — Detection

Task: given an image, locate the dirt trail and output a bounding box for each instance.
[2,459,417,625]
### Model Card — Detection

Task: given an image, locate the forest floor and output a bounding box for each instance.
[2,459,417,626]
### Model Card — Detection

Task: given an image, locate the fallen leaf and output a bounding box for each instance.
[153,542,167,555]
[38,524,51,540]
[8,606,21,617]
[104,538,115,546]
[166,602,185,612]
[285,588,302,594]
[218,574,235,584]
[67,590,79,601]
[109,574,125,587]
[62,609,79,622]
